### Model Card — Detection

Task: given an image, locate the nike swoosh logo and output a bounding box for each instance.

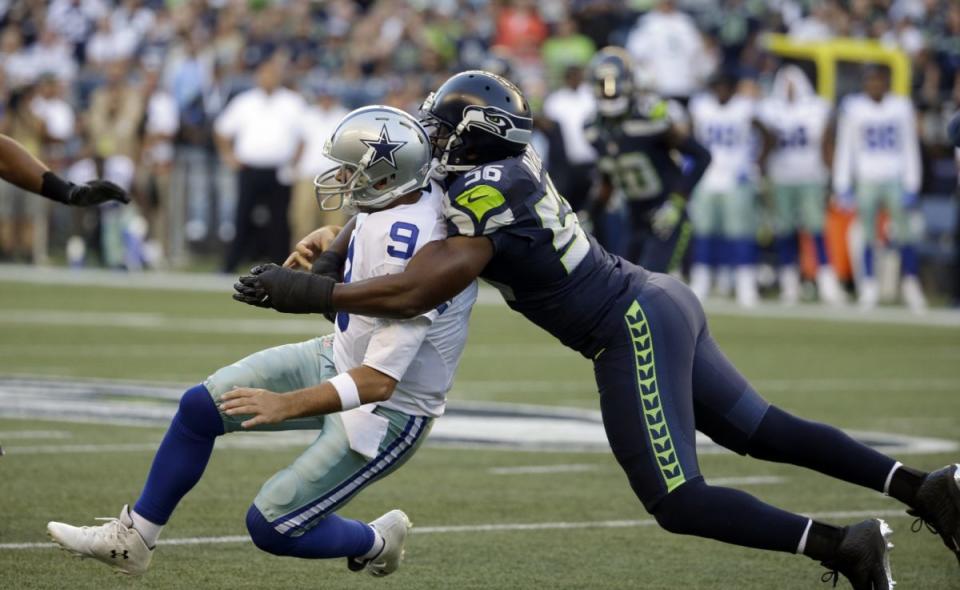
[464,193,489,204]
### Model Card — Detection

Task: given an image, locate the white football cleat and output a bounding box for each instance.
[901,276,927,314]
[47,505,153,576]
[816,267,846,306]
[735,266,758,308]
[348,509,412,577]
[779,266,800,305]
[858,277,880,310]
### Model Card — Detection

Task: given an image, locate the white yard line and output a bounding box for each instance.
[487,465,787,487]
[0,430,71,440]
[0,509,907,550]
[3,264,959,327]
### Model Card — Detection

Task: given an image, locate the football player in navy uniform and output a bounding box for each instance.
[236,72,960,588]
[584,47,711,273]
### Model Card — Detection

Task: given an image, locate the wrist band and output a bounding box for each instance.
[329,373,361,411]
[40,171,73,204]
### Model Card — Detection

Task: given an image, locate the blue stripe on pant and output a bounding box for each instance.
[594,273,770,510]
[273,415,427,535]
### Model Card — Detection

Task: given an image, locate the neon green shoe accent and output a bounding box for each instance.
[455,184,507,226]
[624,300,686,493]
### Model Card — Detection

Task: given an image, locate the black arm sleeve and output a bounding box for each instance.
[673,135,711,198]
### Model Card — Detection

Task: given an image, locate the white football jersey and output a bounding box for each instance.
[333,184,477,418]
[760,97,830,184]
[832,93,920,194]
[690,94,757,191]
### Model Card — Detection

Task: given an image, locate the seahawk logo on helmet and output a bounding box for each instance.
[420,70,533,173]
[314,106,431,211]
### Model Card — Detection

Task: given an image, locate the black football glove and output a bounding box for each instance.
[68,179,130,206]
[233,263,336,314]
[309,250,345,322]
[41,172,130,206]
[310,250,345,281]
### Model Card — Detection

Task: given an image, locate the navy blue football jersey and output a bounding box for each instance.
[585,98,684,212]
[444,148,648,357]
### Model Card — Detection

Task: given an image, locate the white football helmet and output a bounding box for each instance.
[314,106,432,211]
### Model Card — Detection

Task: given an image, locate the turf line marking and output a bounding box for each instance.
[0,509,907,550]
[489,464,599,475]
[0,430,71,440]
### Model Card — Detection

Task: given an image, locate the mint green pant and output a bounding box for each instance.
[204,335,432,533]
[772,182,826,236]
[855,181,915,244]
[690,186,756,239]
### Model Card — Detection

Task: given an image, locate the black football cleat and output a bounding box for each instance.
[907,463,960,566]
[820,519,894,589]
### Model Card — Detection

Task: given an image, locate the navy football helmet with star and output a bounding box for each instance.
[314,106,432,211]
[419,70,533,173]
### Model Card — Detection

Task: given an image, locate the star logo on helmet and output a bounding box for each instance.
[361,125,406,169]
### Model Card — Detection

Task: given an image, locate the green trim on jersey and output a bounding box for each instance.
[625,300,686,493]
[650,100,669,121]
[454,184,507,228]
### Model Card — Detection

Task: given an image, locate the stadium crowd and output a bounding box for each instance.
[0,0,958,303]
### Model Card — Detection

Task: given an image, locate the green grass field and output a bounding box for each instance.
[1,279,959,589]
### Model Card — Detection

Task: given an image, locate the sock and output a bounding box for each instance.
[652,478,809,553]
[813,233,828,266]
[900,244,918,277]
[801,521,846,562]
[886,463,928,506]
[863,246,874,277]
[246,505,375,559]
[133,385,224,525]
[729,238,757,266]
[692,236,712,265]
[130,509,164,548]
[776,235,799,267]
[361,527,385,560]
[746,406,897,492]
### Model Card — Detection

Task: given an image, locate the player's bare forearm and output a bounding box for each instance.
[284,217,354,270]
[332,236,492,318]
[0,134,49,193]
[218,366,397,428]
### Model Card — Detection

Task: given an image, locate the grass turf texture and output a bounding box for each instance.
[0,281,958,589]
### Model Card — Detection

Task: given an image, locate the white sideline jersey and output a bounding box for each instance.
[759,97,830,184]
[690,94,757,191]
[333,184,477,418]
[832,93,920,194]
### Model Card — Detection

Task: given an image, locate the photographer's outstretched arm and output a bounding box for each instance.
[332,236,493,318]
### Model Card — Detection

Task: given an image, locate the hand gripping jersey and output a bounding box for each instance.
[334,184,478,418]
[585,97,685,210]
[444,147,648,358]
[832,93,921,195]
[690,94,756,191]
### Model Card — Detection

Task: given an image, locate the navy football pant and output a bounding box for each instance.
[594,273,897,552]
[627,210,692,274]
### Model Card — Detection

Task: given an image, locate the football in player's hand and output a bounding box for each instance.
[947,111,960,148]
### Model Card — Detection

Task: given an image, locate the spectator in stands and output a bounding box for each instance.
[215,51,305,273]
[86,15,138,70]
[541,18,596,89]
[290,88,349,247]
[542,65,596,212]
[137,64,178,261]
[625,0,712,105]
[86,60,143,161]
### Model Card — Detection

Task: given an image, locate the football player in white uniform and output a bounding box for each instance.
[47,106,477,577]
[832,66,925,311]
[759,65,844,305]
[689,72,772,307]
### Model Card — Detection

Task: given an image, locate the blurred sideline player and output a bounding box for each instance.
[759,65,844,305]
[0,133,128,206]
[689,71,772,307]
[238,71,960,588]
[585,47,711,274]
[832,66,926,311]
[47,106,478,577]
